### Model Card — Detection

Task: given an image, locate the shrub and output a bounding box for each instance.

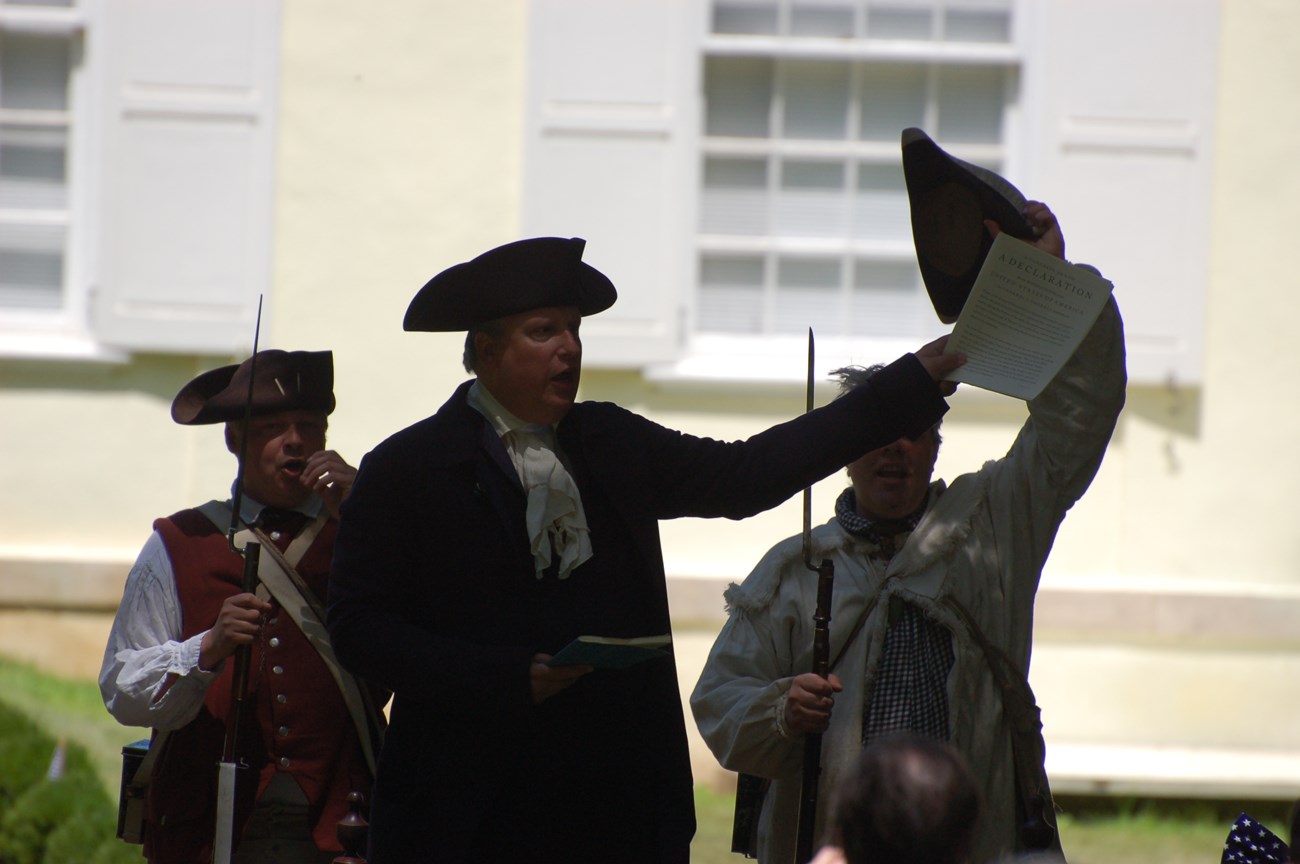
[0,735,53,815]
[0,701,40,742]
[0,772,110,864]
[89,836,149,864]
[0,686,145,861]
[43,803,120,864]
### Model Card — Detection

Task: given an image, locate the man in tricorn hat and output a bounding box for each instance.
[101,349,383,864]
[691,134,1125,864]
[326,236,965,863]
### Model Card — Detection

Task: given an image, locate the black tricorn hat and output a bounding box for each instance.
[403,236,617,332]
[902,128,1033,323]
[171,349,336,425]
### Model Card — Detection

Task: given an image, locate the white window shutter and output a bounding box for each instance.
[92,0,280,353]
[1023,0,1218,386]
[522,0,701,367]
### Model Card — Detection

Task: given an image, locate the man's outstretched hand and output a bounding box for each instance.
[915,334,965,396]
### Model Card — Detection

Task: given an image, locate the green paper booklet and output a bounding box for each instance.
[547,633,672,669]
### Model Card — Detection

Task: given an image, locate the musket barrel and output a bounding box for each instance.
[795,557,835,863]
[214,295,264,864]
[222,541,261,763]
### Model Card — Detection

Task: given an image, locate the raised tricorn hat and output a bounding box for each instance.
[403,236,618,332]
[902,128,1033,323]
[171,349,335,425]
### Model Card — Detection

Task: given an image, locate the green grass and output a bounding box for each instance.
[0,654,1286,864]
[1056,796,1293,864]
[1056,809,1224,864]
[691,786,1284,864]
[693,784,743,864]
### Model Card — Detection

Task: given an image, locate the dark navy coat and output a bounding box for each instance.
[327,356,945,864]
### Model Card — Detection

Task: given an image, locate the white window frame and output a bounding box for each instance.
[658,0,1022,384]
[0,2,104,359]
[525,0,1216,388]
[0,0,282,362]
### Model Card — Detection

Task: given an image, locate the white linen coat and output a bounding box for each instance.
[691,298,1126,864]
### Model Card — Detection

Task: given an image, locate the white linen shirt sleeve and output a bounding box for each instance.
[98,530,221,730]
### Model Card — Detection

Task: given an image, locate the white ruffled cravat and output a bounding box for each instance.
[467,382,593,579]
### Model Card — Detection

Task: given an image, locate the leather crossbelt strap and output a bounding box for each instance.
[199,500,384,774]
[941,595,1061,854]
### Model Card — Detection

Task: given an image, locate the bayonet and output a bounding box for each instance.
[802,328,814,570]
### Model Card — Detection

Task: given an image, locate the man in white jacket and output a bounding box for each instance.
[691,201,1125,864]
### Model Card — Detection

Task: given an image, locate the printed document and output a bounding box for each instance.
[945,232,1112,400]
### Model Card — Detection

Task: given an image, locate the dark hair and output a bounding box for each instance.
[462,319,505,373]
[830,732,982,864]
[830,365,942,449]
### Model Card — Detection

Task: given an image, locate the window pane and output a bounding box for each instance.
[945,8,1012,43]
[701,157,770,236]
[698,256,765,333]
[858,63,926,140]
[851,259,922,336]
[0,223,64,310]
[782,60,850,140]
[705,57,773,138]
[1,123,68,209]
[775,257,841,335]
[936,65,1006,143]
[776,160,846,237]
[866,4,932,40]
[791,0,857,37]
[698,0,1015,344]
[0,32,70,111]
[713,0,779,35]
[852,163,908,241]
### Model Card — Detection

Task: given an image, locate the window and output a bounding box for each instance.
[0,0,280,360]
[0,0,85,350]
[523,0,1213,384]
[696,0,1019,348]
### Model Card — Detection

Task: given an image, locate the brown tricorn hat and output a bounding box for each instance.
[902,128,1033,323]
[171,350,336,425]
[403,236,617,332]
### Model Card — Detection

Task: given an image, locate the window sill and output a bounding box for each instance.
[644,332,929,389]
[0,332,128,363]
[638,333,1019,406]
[0,6,85,35]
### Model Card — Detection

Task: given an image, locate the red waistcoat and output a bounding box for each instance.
[143,506,372,864]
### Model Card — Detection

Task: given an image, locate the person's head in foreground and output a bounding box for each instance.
[824,731,982,864]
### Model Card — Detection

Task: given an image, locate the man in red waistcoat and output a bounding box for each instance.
[100,349,382,864]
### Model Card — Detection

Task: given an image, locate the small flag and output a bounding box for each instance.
[1223,812,1289,864]
[46,736,66,781]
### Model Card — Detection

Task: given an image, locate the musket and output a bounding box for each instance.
[213,296,263,864]
[795,328,835,864]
